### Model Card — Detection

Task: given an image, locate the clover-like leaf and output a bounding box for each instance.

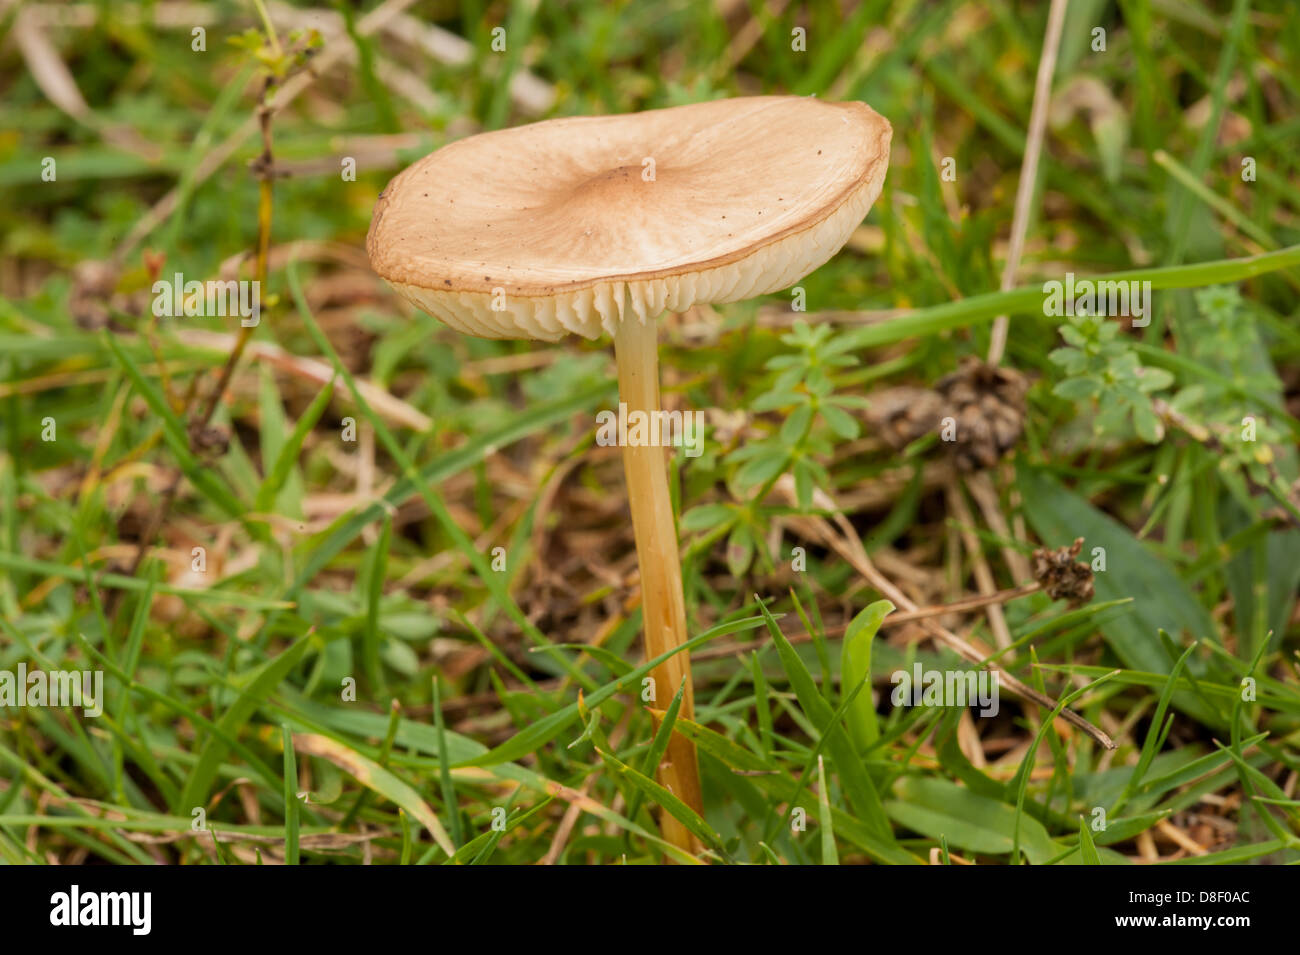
[1131,401,1164,443]
[725,521,756,577]
[820,402,860,439]
[681,503,736,533]
[780,403,814,444]
[1053,376,1103,400]
[733,444,790,488]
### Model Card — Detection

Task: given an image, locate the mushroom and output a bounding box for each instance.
[367,95,891,856]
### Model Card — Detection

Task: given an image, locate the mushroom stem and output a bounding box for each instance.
[612,313,704,856]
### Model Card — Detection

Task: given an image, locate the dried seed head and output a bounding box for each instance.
[1032,536,1095,607]
[936,358,1029,471]
[189,424,231,459]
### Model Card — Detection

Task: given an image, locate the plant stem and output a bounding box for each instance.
[612,314,704,858]
[987,0,1068,366]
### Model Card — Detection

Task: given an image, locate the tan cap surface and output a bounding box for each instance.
[367,95,891,341]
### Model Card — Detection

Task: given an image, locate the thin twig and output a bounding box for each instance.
[986,0,1069,366]
[965,470,1033,583]
[946,478,1014,649]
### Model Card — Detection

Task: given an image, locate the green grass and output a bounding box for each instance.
[1,0,1298,865]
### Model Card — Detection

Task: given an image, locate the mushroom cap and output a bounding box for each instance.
[367,95,891,342]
